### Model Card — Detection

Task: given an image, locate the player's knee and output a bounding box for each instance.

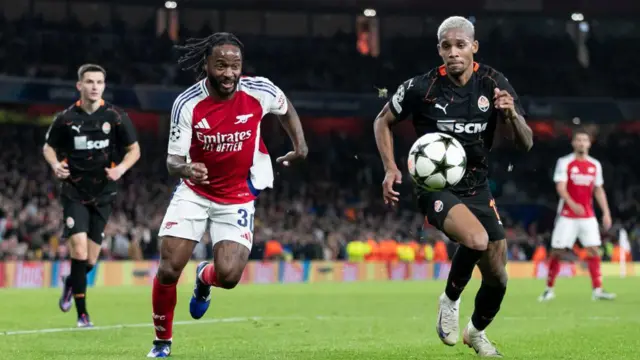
[70,248,88,260]
[585,247,599,258]
[157,260,184,284]
[215,263,243,289]
[69,244,88,259]
[463,231,489,251]
[484,270,508,289]
[214,258,245,289]
[69,233,89,259]
[550,248,567,259]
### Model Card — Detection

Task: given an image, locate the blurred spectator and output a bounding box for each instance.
[2,116,637,261]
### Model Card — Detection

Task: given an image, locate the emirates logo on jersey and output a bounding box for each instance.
[570,173,595,186]
[196,130,252,152]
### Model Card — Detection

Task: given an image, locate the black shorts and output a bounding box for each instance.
[417,186,505,242]
[62,197,111,244]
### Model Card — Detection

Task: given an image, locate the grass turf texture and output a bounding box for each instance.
[0,277,638,359]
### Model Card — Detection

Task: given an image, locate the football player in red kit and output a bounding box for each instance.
[539,129,615,302]
[147,33,308,357]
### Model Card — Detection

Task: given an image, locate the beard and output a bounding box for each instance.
[207,73,238,98]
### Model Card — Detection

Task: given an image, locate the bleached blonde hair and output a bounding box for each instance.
[437,16,475,42]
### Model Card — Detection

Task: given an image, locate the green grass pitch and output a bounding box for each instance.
[0,277,638,359]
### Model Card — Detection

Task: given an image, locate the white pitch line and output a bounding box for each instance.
[1,315,630,336]
[0,316,306,336]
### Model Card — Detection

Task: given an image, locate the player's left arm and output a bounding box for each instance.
[107,109,141,181]
[268,83,308,166]
[493,74,533,151]
[593,161,612,230]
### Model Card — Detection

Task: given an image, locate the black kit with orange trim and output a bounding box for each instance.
[388,62,526,241]
[45,99,138,243]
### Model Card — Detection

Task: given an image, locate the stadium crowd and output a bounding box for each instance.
[1,6,639,263]
[1,117,639,263]
[0,11,639,96]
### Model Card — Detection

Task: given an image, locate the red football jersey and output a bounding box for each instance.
[553,153,603,218]
[167,76,288,204]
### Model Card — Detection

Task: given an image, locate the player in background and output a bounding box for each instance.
[43,64,140,327]
[374,17,532,357]
[539,129,615,301]
[147,33,308,358]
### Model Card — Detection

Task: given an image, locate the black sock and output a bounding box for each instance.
[444,246,483,301]
[471,281,507,331]
[65,263,93,289]
[70,258,88,317]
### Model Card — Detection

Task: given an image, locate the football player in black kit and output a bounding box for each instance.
[374,17,533,357]
[43,64,140,327]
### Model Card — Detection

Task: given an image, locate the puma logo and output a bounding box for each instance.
[435,103,449,114]
[71,125,81,134]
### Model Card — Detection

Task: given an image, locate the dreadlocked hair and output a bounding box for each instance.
[174,32,244,79]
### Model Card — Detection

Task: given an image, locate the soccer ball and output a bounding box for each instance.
[407,133,467,191]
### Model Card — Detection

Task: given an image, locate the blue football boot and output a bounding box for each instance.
[189,261,211,319]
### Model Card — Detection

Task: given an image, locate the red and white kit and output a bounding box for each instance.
[158,76,288,249]
[550,153,603,249]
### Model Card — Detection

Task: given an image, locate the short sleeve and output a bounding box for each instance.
[268,82,288,115]
[168,96,194,156]
[239,77,288,116]
[45,113,65,149]
[553,157,568,183]
[114,109,138,147]
[595,161,604,187]
[389,78,418,121]
[494,72,526,118]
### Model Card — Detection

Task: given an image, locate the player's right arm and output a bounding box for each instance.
[373,79,415,205]
[166,97,208,184]
[42,113,70,179]
[593,160,612,229]
[553,157,585,216]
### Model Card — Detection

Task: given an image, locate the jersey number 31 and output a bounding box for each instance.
[237,209,254,232]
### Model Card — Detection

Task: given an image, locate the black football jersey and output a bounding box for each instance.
[45,100,138,204]
[389,62,526,194]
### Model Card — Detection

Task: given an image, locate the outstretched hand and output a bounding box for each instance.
[494,88,516,118]
[276,146,308,167]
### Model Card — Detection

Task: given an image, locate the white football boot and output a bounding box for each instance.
[436,292,460,346]
[463,320,503,357]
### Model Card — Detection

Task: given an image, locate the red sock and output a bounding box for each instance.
[547,256,560,288]
[200,264,221,287]
[587,256,602,289]
[152,276,177,340]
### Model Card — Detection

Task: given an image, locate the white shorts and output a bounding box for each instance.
[158,183,255,250]
[550,216,601,249]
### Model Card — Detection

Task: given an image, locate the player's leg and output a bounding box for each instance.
[148,184,209,358]
[86,203,110,269]
[61,243,98,310]
[580,218,616,300]
[190,201,254,319]
[539,216,578,301]
[192,241,250,309]
[419,191,488,346]
[463,239,506,357]
[148,236,197,358]
[60,199,93,326]
[461,192,506,357]
[63,203,110,325]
